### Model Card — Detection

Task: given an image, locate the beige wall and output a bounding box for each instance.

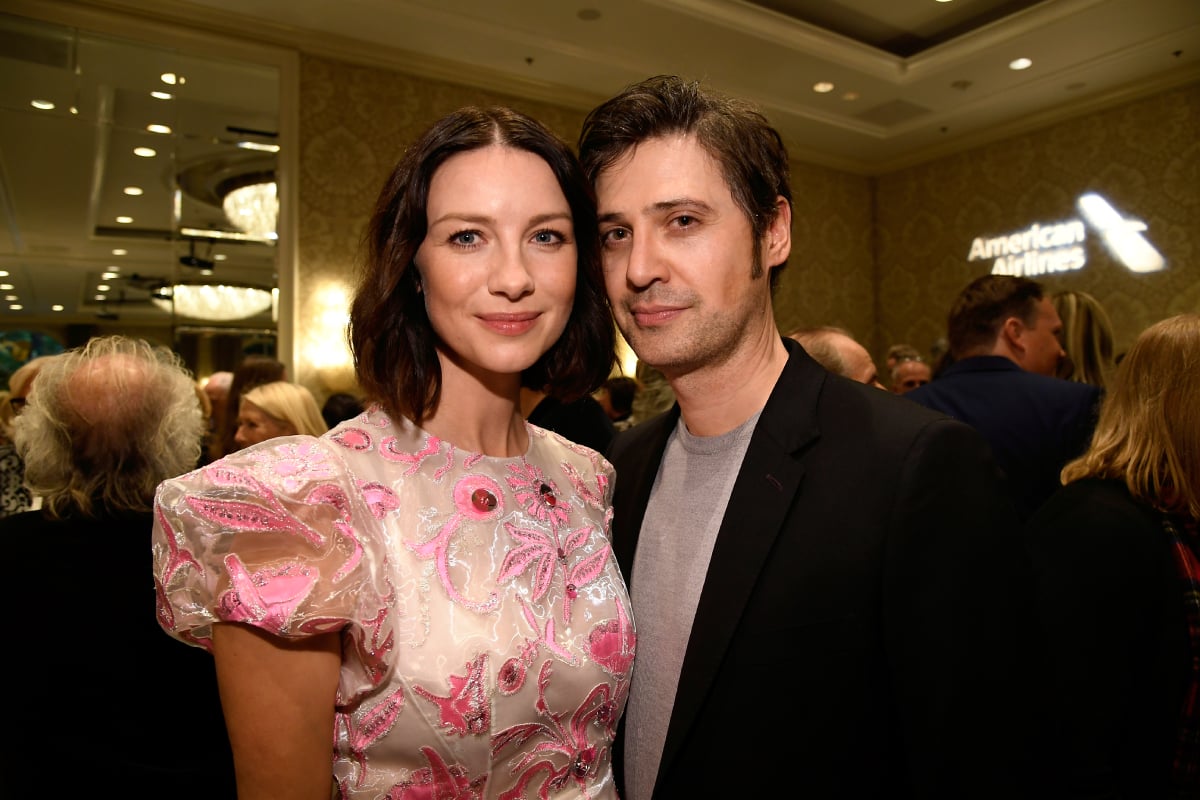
[874,82,1200,365]
[295,54,1198,394]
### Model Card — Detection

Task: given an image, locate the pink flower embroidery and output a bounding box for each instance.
[331,427,373,451]
[247,440,338,493]
[344,687,406,786]
[492,661,615,799]
[498,523,610,622]
[358,480,400,519]
[586,596,635,681]
[413,653,491,737]
[452,475,504,521]
[383,747,486,800]
[215,553,318,633]
[506,462,570,529]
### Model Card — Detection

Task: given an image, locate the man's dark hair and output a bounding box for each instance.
[578,75,792,289]
[947,274,1045,359]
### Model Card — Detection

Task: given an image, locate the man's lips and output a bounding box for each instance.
[478,312,540,334]
[628,305,684,326]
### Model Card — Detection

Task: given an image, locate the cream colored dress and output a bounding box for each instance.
[153,405,635,799]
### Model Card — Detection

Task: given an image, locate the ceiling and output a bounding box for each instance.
[1,0,1198,330]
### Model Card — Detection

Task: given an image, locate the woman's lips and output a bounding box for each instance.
[479,312,540,335]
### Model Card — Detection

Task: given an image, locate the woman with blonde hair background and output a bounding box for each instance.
[1029,313,1200,797]
[1052,289,1117,390]
[233,380,327,449]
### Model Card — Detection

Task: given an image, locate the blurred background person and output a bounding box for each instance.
[201,370,233,464]
[595,374,639,431]
[890,357,932,394]
[233,379,327,450]
[1,354,57,517]
[907,274,1100,519]
[885,342,923,373]
[627,359,675,428]
[218,356,286,458]
[320,391,366,429]
[0,335,235,797]
[1052,289,1117,391]
[787,325,885,388]
[521,383,616,453]
[1028,313,1200,798]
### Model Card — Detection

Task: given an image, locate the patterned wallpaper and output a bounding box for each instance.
[296,54,1198,395]
[874,83,1200,365]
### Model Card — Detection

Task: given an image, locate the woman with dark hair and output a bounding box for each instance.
[152,107,633,799]
[1029,313,1200,797]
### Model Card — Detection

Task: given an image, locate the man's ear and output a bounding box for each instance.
[1001,316,1026,355]
[763,196,792,267]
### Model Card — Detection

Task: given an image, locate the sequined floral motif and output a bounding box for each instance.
[499,522,611,622]
[507,462,570,529]
[413,653,491,736]
[453,475,504,521]
[385,747,486,800]
[492,661,616,799]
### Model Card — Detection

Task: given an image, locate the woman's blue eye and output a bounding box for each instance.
[452,231,478,246]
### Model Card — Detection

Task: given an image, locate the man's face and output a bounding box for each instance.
[892,360,931,393]
[1016,297,1066,377]
[593,134,788,378]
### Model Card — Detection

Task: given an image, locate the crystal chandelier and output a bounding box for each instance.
[221,179,278,240]
[152,283,274,321]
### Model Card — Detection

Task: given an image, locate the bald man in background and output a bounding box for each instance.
[787,326,884,389]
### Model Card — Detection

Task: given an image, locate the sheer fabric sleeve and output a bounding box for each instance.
[152,436,396,698]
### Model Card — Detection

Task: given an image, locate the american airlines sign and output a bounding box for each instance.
[968,194,1165,277]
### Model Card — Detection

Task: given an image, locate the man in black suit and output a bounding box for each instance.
[905,274,1101,519]
[579,75,1037,799]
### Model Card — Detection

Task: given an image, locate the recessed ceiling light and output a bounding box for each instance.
[147,123,172,134]
[31,99,55,110]
[813,81,835,93]
[116,216,133,224]
[102,272,119,279]
[842,91,859,101]
[1009,57,1033,70]
[51,305,64,312]
[0,270,8,277]
[214,254,228,261]
[123,186,143,196]
[4,295,17,302]
[0,283,13,290]
[236,141,280,153]
[93,295,106,301]
[97,284,111,292]
[134,147,156,158]
[161,72,181,85]
[151,91,173,100]
[111,250,126,257]
[8,304,22,311]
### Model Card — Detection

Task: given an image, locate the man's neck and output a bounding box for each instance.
[668,329,789,437]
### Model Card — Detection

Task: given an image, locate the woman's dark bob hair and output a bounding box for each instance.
[350,106,615,425]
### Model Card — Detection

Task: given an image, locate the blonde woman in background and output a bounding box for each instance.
[1052,289,1116,390]
[233,380,327,449]
[1028,313,1200,798]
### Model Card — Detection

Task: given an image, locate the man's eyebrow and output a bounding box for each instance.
[598,198,715,224]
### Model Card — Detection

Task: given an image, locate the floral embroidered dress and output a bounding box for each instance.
[152,406,635,799]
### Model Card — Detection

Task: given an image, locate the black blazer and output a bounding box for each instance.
[608,338,1038,798]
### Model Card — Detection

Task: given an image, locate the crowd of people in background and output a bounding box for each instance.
[0,73,1195,800]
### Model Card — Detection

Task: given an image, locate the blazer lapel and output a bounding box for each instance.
[655,340,824,787]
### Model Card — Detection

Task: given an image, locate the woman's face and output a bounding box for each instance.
[414,144,577,384]
[233,398,295,449]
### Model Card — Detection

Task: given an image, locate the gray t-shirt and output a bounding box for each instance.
[623,411,760,800]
